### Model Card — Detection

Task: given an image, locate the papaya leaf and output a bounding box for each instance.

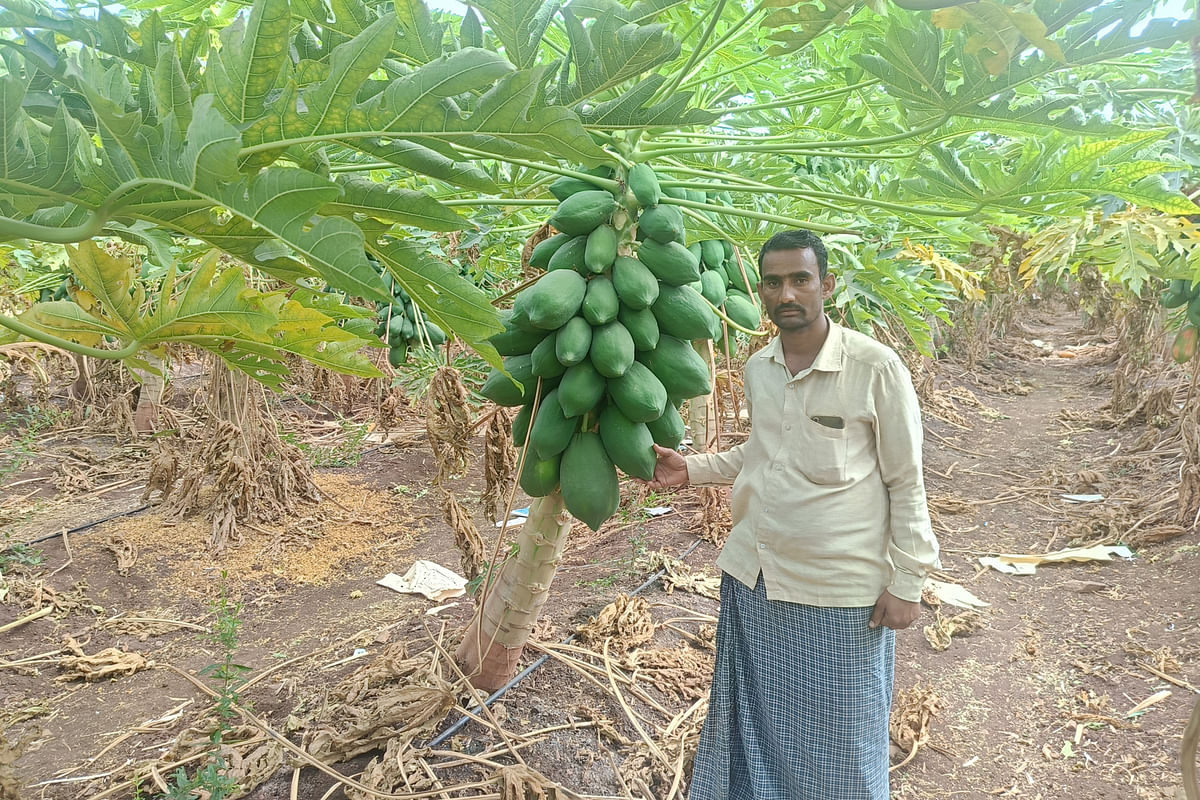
[560,13,680,103]
[323,176,471,231]
[346,138,500,192]
[205,0,291,125]
[577,75,718,129]
[759,0,859,57]
[367,237,504,369]
[472,0,561,70]
[394,0,446,64]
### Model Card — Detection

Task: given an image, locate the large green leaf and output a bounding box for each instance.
[205,0,291,125]
[577,75,718,129]
[323,176,471,231]
[367,237,504,369]
[15,245,381,385]
[558,10,680,103]
[759,0,859,57]
[472,0,561,69]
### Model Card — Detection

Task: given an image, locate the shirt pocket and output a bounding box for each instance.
[794,415,847,484]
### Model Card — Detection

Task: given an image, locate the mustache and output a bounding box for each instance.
[773,305,805,313]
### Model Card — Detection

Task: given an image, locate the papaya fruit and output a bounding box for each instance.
[531,334,568,378]
[636,204,685,245]
[555,316,593,367]
[589,321,636,378]
[638,239,702,286]
[585,225,619,273]
[700,239,724,270]
[599,405,657,481]
[558,361,607,417]
[652,284,717,341]
[523,270,587,330]
[607,361,669,423]
[639,336,712,401]
[1172,325,1198,364]
[547,235,589,274]
[529,232,572,269]
[512,403,534,446]
[618,305,660,351]
[549,176,599,202]
[519,450,561,497]
[549,190,618,236]
[723,292,761,332]
[646,400,686,449]
[560,432,620,531]
[700,269,727,307]
[581,275,620,325]
[481,354,539,406]
[628,164,662,208]
[612,256,660,309]
[530,389,580,460]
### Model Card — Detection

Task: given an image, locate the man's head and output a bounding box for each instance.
[756,230,835,333]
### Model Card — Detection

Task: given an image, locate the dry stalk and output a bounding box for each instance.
[889,685,944,772]
[481,408,518,522]
[922,609,985,651]
[576,595,656,653]
[426,366,473,485]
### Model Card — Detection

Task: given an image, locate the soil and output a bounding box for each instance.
[1,304,1198,800]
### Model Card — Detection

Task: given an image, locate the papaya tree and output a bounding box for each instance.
[1,0,1198,688]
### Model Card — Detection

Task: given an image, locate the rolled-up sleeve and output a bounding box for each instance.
[872,359,940,602]
[686,445,745,487]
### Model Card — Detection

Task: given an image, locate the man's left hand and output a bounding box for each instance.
[869,591,921,630]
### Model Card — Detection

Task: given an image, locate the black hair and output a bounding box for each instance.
[757,230,828,278]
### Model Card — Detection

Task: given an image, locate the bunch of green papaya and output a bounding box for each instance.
[481,163,741,530]
[370,258,447,367]
[1163,278,1200,364]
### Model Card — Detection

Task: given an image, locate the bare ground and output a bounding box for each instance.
[1,304,1198,799]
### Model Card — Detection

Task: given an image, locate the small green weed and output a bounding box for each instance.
[164,574,249,800]
[282,418,369,467]
[0,405,69,481]
[0,534,44,575]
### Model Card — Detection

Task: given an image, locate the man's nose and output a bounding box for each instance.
[778,281,798,302]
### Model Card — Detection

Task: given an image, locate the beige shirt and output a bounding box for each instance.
[685,321,940,606]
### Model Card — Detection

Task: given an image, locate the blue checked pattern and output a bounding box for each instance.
[689,573,895,800]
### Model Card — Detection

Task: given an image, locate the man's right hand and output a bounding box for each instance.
[644,444,689,489]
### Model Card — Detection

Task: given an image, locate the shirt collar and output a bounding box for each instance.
[764,316,845,374]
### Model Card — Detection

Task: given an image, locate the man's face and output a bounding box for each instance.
[758,247,835,332]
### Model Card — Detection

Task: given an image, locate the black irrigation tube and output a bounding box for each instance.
[6,503,152,550]
[424,536,706,749]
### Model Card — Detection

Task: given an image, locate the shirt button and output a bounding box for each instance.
[758,543,767,550]
[784,424,792,431]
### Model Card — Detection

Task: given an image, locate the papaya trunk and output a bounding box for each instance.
[455,491,572,691]
[691,339,719,452]
[132,353,166,434]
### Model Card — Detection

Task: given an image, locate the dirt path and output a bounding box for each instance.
[1,305,1197,799]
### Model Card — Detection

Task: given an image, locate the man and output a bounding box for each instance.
[647,229,941,799]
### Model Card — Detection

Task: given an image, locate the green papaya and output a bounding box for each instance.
[599,406,657,481]
[589,321,636,378]
[585,225,619,273]
[522,270,588,330]
[612,256,661,309]
[560,432,620,531]
[531,334,568,378]
[529,232,572,269]
[549,190,618,236]
[530,389,580,460]
[581,275,620,325]
[636,204,685,245]
[618,305,660,351]
[387,342,408,368]
[638,239,702,286]
[639,336,712,401]
[628,164,662,208]
[519,450,561,497]
[700,269,727,307]
[558,361,607,417]
[547,235,589,274]
[646,399,685,449]
[481,355,539,406]
[1163,279,1192,309]
[607,361,669,423]
[723,292,761,332]
[700,239,725,270]
[652,284,717,341]
[555,316,593,367]
[549,176,600,202]
[512,403,534,446]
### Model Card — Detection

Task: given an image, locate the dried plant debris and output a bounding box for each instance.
[441,489,486,582]
[104,535,137,576]
[349,737,437,799]
[494,763,579,800]
[56,636,151,681]
[304,643,457,762]
[622,645,713,701]
[426,366,474,484]
[166,722,284,800]
[575,595,655,653]
[482,408,518,522]
[889,685,944,770]
[697,487,730,546]
[645,551,720,599]
[3,578,102,616]
[923,609,985,652]
[0,731,33,800]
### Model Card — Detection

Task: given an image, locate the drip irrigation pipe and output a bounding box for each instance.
[425,536,706,749]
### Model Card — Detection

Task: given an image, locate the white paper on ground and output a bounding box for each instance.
[1060,493,1105,503]
[378,560,468,601]
[645,506,674,517]
[924,578,991,609]
[978,544,1134,576]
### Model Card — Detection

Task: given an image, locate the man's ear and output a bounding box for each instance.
[821,272,836,299]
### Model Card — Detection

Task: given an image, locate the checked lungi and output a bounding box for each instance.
[689,573,895,800]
